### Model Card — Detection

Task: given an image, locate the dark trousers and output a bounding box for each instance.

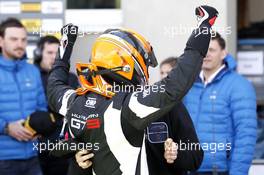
[39,152,69,175]
[67,158,92,175]
[0,156,42,175]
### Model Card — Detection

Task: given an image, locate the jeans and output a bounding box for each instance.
[0,156,42,175]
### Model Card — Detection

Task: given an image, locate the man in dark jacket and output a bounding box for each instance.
[145,102,204,175]
[142,57,203,175]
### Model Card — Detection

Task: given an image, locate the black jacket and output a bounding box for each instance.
[145,102,203,175]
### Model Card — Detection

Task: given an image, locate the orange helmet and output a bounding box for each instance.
[76,28,157,97]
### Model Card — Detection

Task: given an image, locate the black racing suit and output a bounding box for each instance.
[47,26,211,175]
[66,102,203,175]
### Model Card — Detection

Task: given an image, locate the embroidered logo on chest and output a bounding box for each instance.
[85,97,97,108]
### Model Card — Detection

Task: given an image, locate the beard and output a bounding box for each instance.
[5,48,25,60]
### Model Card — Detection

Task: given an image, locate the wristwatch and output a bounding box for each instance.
[4,123,9,135]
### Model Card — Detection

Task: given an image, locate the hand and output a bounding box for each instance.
[7,119,34,141]
[61,23,78,46]
[75,150,94,169]
[164,138,178,164]
[195,5,218,27]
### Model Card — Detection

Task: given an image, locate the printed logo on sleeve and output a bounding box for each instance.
[147,122,169,143]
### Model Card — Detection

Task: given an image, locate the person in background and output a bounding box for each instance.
[159,57,178,79]
[34,35,79,175]
[184,32,257,175]
[0,18,46,175]
[34,36,79,94]
[143,56,203,175]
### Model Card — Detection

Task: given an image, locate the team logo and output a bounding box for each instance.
[70,113,100,130]
[86,118,100,129]
[86,113,100,129]
[87,113,99,119]
[147,122,168,143]
[71,118,86,130]
[25,78,32,87]
[209,90,217,100]
[72,113,88,120]
[85,97,97,108]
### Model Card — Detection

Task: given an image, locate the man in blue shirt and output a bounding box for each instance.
[0,18,47,175]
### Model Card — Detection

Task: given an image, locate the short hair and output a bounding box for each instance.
[160,57,178,68]
[37,35,60,50]
[211,31,226,50]
[34,35,60,65]
[0,18,25,37]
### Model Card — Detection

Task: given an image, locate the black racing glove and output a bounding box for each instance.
[184,5,219,57]
[61,23,78,47]
[58,23,78,63]
[195,5,219,28]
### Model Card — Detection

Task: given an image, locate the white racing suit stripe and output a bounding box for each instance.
[128,92,160,119]
[104,102,141,175]
[59,89,76,116]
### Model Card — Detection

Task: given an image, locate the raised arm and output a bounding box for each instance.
[122,6,219,130]
[47,24,78,116]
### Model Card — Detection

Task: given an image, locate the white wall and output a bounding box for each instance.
[122,0,237,83]
[249,164,264,175]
